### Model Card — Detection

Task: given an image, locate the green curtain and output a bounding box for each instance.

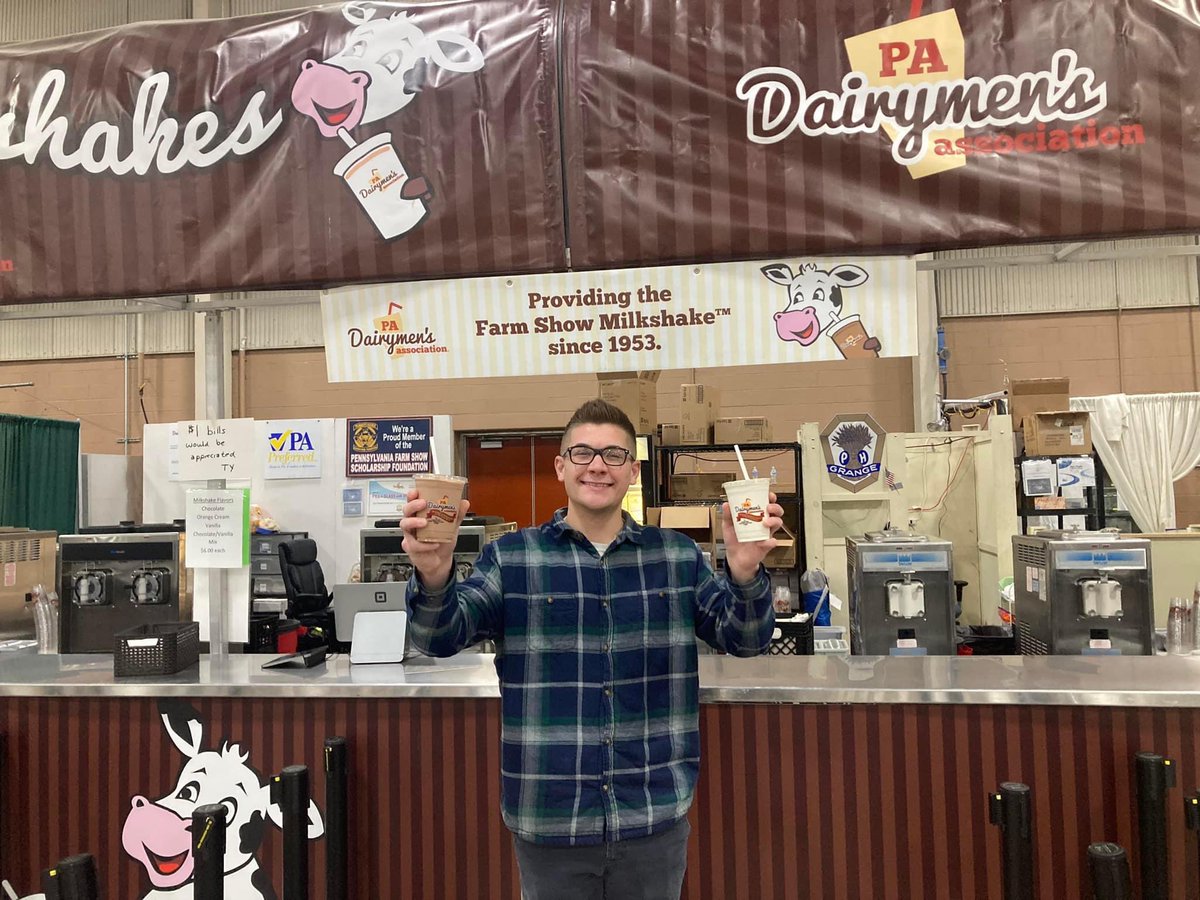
[0,413,79,536]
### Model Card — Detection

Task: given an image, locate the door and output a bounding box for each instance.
[464,434,565,528]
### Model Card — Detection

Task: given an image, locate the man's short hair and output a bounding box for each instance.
[562,399,637,451]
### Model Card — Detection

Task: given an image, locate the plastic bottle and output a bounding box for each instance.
[1191,581,1200,655]
[800,568,832,626]
[750,465,759,480]
[1167,597,1190,655]
[769,466,778,485]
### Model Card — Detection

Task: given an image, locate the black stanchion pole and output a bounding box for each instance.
[1088,843,1132,900]
[272,765,311,900]
[192,803,227,900]
[988,782,1035,900]
[324,737,348,900]
[1135,751,1176,900]
[1184,790,1200,896]
[42,854,100,900]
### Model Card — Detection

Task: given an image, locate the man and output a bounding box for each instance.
[401,399,783,899]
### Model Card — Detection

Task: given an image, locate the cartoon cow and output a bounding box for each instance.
[762,262,883,358]
[121,703,323,900]
[289,2,486,230]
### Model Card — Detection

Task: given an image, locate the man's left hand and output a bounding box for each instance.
[720,492,786,584]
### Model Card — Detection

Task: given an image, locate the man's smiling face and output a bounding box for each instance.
[554,423,639,516]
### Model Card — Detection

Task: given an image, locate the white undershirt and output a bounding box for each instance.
[591,541,610,557]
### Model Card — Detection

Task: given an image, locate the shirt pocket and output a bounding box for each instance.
[528,595,581,651]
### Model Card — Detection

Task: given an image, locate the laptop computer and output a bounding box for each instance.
[334,583,412,662]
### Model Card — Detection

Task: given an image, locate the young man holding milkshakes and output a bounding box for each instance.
[401,399,784,899]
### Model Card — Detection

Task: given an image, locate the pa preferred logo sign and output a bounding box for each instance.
[820,413,887,493]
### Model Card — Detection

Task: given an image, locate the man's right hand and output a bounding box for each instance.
[400,489,471,593]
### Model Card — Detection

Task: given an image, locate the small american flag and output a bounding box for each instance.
[885,469,903,491]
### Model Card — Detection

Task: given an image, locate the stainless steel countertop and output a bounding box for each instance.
[2,651,1200,705]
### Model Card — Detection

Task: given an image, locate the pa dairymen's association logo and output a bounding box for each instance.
[290,2,484,240]
[762,262,881,359]
[737,4,1143,179]
[345,300,447,357]
[821,414,887,493]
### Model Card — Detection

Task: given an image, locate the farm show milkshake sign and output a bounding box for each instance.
[319,257,917,382]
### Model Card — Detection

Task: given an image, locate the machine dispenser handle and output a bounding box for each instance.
[887,575,925,619]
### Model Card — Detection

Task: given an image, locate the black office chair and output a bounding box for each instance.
[278,539,336,647]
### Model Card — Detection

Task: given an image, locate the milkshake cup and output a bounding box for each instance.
[413,474,468,543]
[828,315,879,359]
[723,478,772,542]
[333,132,428,240]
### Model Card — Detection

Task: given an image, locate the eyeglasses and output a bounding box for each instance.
[562,445,634,466]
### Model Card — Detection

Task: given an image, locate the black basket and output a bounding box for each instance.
[114,622,200,677]
[768,619,815,656]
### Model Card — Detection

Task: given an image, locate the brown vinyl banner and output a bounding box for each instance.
[561,0,1200,268]
[0,1,565,304]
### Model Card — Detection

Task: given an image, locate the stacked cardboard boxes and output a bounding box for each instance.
[597,371,660,434]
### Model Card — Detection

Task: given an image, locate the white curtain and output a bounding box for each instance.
[1070,393,1200,532]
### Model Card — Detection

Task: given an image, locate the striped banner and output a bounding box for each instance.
[321,257,917,382]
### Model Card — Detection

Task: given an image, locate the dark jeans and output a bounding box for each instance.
[512,818,691,900]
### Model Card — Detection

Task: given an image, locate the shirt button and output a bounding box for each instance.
[604,688,612,697]
[547,597,554,604]
[602,600,609,608]
[603,737,611,745]
[659,591,666,598]
[602,784,610,793]
[602,642,611,652]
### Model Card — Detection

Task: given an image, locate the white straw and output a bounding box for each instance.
[430,432,440,475]
[733,444,749,480]
[337,127,356,148]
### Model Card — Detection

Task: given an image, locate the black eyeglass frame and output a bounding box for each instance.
[561,444,635,466]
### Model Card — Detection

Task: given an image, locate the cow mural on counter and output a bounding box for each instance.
[121,702,324,899]
[290,1,485,240]
[762,262,883,359]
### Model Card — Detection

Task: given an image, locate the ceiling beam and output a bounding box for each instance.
[1052,241,1089,261]
[917,243,1200,271]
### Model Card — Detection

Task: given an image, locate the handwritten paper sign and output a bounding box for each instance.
[177,419,255,481]
[185,489,250,569]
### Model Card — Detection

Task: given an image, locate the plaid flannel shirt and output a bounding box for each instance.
[406,509,774,846]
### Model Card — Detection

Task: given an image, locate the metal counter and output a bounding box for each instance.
[2,651,1200,705]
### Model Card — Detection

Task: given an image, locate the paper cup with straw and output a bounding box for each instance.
[413,434,468,543]
[723,444,772,542]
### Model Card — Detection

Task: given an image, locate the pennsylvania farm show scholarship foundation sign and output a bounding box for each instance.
[319,258,917,382]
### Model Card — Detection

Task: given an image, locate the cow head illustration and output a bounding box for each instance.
[762,263,870,346]
[291,2,484,135]
[121,702,323,898]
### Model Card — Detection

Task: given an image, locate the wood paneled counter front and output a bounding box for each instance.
[2,652,1200,898]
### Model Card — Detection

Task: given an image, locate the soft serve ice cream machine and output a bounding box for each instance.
[846,533,956,655]
[1012,531,1153,655]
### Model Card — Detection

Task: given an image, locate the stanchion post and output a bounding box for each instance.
[324,737,348,900]
[272,765,311,900]
[192,803,228,900]
[1134,751,1175,900]
[988,782,1035,900]
[1184,789,1200,897]
[1087,843,1132,900]
[42,854,99,900]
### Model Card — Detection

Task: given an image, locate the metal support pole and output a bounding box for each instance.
[272,765,310,900]
[988,782,1035,900]
[203,310,229,662]
[324,737,348,900]
[1088,843,1132,900]
[192,803,227,900]
[1135,752,1175,900]
[42,854,99,900]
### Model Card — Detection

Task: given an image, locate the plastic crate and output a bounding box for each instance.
[114,622,200,677]
[768,619,815,656]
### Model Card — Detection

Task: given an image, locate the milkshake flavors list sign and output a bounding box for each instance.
[321,257,918,382]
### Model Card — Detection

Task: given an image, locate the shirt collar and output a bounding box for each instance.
[545,508,645,546]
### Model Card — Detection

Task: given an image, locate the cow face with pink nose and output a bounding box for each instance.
[763,263,870,346]
[122,704,323,899]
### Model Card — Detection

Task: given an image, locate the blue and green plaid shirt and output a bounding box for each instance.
[406,509,774,846]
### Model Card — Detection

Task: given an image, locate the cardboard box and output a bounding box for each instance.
[646,506,720,547]
[1009,378,1070,431]
[670,472,736,500]
[659,423,682,446]
[762,523,797,569]
[714,416,773,444]
[680,383,718,444]
[598,371,660,434]
[1024,411,1092,456]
